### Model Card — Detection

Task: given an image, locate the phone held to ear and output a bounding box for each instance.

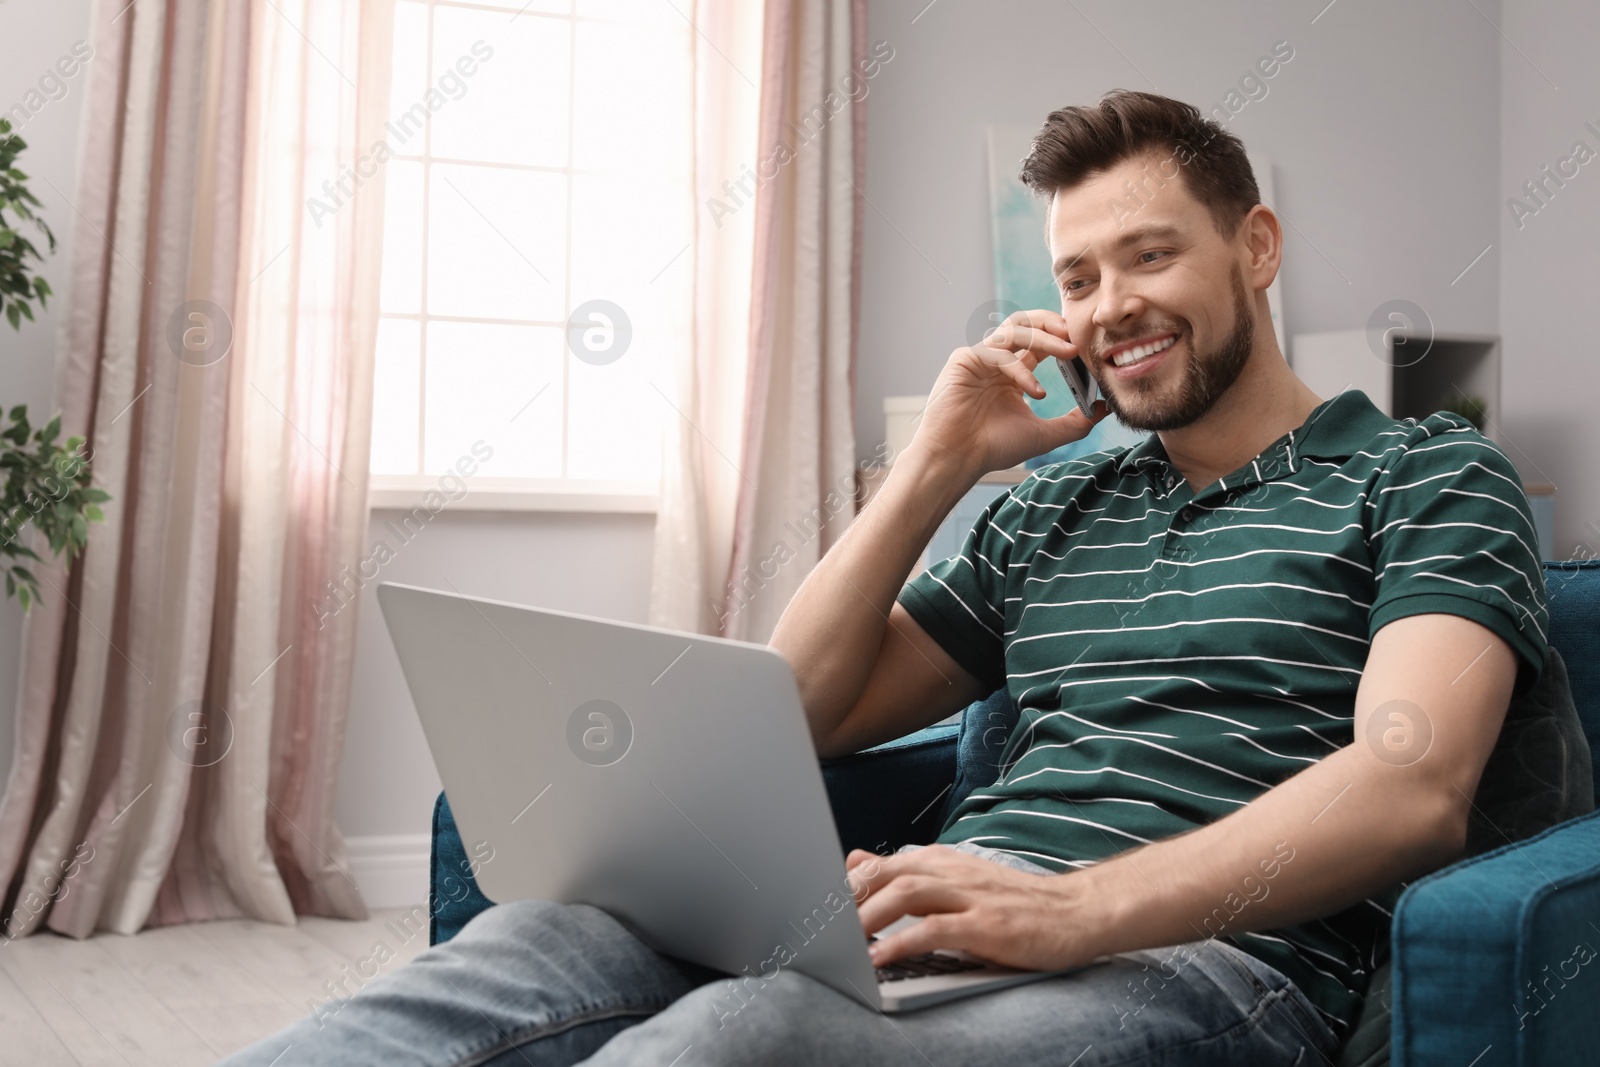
[1057,355,1100,418]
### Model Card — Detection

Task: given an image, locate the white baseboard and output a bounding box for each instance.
[343,833,432,909]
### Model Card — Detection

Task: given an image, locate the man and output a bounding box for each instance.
[224,89,1546,1066]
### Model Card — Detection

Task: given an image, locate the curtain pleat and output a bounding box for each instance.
[649,0,766,637]
[721,0,864,644]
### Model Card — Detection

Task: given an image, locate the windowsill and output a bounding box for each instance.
[368,477,658,514]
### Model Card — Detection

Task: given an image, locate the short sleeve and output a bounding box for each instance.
[1366,419,1549,697]
[895,480,1029,694]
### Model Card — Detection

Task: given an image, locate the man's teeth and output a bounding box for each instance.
[1110,335,1177,367]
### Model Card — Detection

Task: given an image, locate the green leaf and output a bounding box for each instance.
[85,504,103,522]
[83,487,110,503]
[17,584,30,613]
[71,513,86,543]
[5,302,18,330]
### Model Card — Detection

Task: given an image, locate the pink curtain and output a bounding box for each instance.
[0,0,392,937]
[649,0,868,644]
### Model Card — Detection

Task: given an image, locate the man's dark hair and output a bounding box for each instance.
[1018,89,1261,241]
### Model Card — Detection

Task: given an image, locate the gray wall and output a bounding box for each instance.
[0,0,96,790]
[1499,0,1600,556]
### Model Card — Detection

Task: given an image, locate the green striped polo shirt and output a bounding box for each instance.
[895,387,1549,1039]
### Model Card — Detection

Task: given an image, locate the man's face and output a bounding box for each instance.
[1046,153,1256,432]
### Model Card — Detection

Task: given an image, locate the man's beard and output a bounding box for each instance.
[1089,262,1255,432]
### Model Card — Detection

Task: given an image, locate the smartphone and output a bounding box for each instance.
[1057,354,1100,418]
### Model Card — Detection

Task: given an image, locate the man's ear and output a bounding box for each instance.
[1241,203,1283,292]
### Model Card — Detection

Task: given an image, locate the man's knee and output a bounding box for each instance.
[453,899,624,949]
[692,969,847,1038]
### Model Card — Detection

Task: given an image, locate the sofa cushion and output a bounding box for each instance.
[1466,646,1595,855]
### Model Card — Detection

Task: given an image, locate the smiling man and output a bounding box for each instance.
[222,90,1547,1067]
[775,88,1547,1062]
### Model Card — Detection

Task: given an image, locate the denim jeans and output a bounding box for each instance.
[219,843,1340,1066]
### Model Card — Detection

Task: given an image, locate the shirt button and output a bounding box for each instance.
[1180,508,1193,522]
[1166,476,1176,489]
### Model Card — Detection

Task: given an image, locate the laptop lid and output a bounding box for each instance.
[376,581,882,1007]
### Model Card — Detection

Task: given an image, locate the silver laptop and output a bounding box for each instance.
[376,581,1108,1012]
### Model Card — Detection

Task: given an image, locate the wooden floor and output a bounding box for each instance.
[0,905,432,1065]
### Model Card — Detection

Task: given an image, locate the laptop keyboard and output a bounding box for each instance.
[869,938,988,983]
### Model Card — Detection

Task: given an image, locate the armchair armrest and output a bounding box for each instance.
[1391,808,1600,1067]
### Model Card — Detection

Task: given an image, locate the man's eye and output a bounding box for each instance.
[1139,250,1169,264]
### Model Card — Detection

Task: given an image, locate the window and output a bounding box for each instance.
[368,0,693,508]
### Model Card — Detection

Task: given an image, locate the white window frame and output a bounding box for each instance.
[367,0,689,514]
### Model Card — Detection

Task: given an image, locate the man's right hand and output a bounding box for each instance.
[906,309,1112,479]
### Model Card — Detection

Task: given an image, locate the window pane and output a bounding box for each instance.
[567,172,687,483]
[569,172,690,314]
[564,318,671,482]
[388,1,429,127]
[371,318,422,475]
[573,19,691,174]
[427,163,566,322]
[424,321,563,477]
[450,0,570,13]
[431,7,570,168]
[379,160,424,314]
[577,0,682,25]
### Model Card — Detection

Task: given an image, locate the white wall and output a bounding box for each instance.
[1499,0,1600,555]
[0,0,96,788]
[855,0,1504,461]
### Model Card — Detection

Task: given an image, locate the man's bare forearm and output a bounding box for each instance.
[769,445,976,743]
[1074,742,1463,961]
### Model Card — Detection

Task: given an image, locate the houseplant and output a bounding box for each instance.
[1440,389,1488,433]
[1,117,106,610]
[1,117,54,330]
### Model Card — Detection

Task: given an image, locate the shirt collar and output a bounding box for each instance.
[1112,389,1396,488]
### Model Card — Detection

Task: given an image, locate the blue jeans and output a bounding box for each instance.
[219,844,1340,1066]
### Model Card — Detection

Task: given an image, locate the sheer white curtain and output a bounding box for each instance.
[649,0,867,645]
[649,0,764,639]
